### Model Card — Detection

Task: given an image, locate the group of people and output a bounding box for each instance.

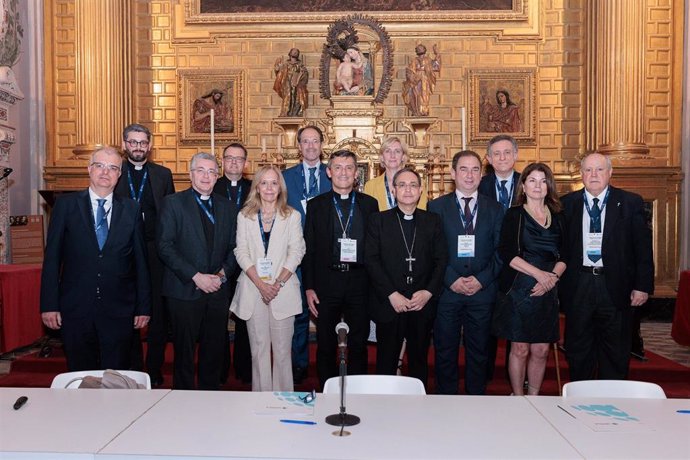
[40,125,653,395]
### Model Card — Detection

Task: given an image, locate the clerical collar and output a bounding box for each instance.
[334,190,351,200]
[231,180,238,186]
[193,189,212,200]
[128,159,147,171]
[396,207,415,220]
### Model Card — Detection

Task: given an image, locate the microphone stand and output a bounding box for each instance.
[325,342,360,427]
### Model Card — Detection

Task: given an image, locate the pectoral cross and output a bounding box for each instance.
[406,255,416,272]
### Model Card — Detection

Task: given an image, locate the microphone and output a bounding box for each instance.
[1,167,12,180]
[335,321,349,348]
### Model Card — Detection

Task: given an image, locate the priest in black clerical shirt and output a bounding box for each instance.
[213,142,252,384]
[365,168,447,388]
[114,123,174,385]
[302,150,379,388]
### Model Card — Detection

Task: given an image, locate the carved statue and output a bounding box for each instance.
[402,44,441,117]
[334,47,373,96]
[273,48,309,117]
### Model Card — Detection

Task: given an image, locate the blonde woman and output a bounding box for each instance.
[231,165,305,391]
[364,136,428,210]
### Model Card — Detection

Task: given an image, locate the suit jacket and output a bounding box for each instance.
[40,190,151,318]
[283,162,331,225]
[114,160,175,211]
[157,188,238,301]
[302,191,379,292]
[478,171,521,206]
[560,186,654,311]
[363,173,429,210]
[428,192,505,305]
[230,209,306,321]
[213,176,252,210]
[365,208,448,323]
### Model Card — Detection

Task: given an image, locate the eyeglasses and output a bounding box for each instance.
[125,139,150,149]
[223,155,246,163]
[300,139,321,145]
[191,168,219,177]
[90,162,121,173]
[395,182,420,190]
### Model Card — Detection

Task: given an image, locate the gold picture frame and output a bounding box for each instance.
[468,68,537,145]
[178,69,245,145]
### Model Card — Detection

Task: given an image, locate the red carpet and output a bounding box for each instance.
[2,338,689,398]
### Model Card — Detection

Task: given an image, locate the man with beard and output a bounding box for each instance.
[115,123,175,386]
[283,126,332,383]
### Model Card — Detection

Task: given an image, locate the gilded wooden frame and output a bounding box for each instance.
[184,0,526,24]
[178,69,245,145]
[468,68,537,145]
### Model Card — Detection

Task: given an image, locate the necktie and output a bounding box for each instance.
[588,197,601,262]
[462,197,474,234]
[96,198,108,250]
[499,180,510,209]
[308,167,317,198]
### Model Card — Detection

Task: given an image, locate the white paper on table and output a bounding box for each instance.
[254,392,316,416]
[562,403,655,433]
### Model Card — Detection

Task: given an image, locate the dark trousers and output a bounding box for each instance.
[221,278,251,383]
[434,291,492,395]
[565,272,632,381]
[62,313,133,372]
[315,268,370,388]
[166,292,228,390]
[375,305,435,388]
[291,267,310,370]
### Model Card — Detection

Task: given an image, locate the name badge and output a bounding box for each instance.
[586,232,603,259]
[257,257,273,281]
[339,238,357,262]
[457,235,475,258]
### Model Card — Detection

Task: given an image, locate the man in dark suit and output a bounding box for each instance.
[303,150,378,388]
[478,134,521,381]
[283,126,332,383]
[365,168,447,388]
[213,142,252,384]
[428,150,504,395]
[560,153,654,380]
[40,146,151,371]
[157,152,237,390]
[114,123,174,386]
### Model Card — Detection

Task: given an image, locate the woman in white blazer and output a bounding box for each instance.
[231,165,306,391]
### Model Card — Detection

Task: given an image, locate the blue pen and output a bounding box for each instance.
[280,419,317,425]
[676,410,690,414]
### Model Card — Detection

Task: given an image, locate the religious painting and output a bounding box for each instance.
[468,68,536,145]
[178,69,245,145]
[186,0,525,23]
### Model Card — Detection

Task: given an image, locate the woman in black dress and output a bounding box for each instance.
[494,163,567,395]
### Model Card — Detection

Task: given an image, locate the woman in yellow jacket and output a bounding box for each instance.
[364,136,428,210]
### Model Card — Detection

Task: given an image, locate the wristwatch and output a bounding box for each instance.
[279,279,286,287]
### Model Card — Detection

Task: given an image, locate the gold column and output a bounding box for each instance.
[73,0,132,156]
[586,0,649,157]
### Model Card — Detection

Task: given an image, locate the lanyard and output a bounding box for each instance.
[583,188,610,219]
[332,193,356,238]
[258,210,274,256]
[95,206,111,232]
[301,165,318,199]
[226,182,243,207]
[454,194,478,235]
[127,167,148,203]
[194,194,215,224]
[384,177,396,210]
[494,176,513,203]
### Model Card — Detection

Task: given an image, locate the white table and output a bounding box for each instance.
[98,391,581,459]
[527,396,690,459]
[0,387,170,459]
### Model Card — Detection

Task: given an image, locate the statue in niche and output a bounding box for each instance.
[402,44,441,117]
[273,48,309,117]
[334,46,373,96]
[481,90,523,133]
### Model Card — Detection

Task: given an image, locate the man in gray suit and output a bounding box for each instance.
[157,152,237,390]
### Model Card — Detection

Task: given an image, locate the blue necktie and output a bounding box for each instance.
[308,167,317,198]
[462,197,474,235]
[498,180,510,209]
[96,198,108,250]
[588,197,601,262]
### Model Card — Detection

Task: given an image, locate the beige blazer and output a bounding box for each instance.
[230,208,306,321]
